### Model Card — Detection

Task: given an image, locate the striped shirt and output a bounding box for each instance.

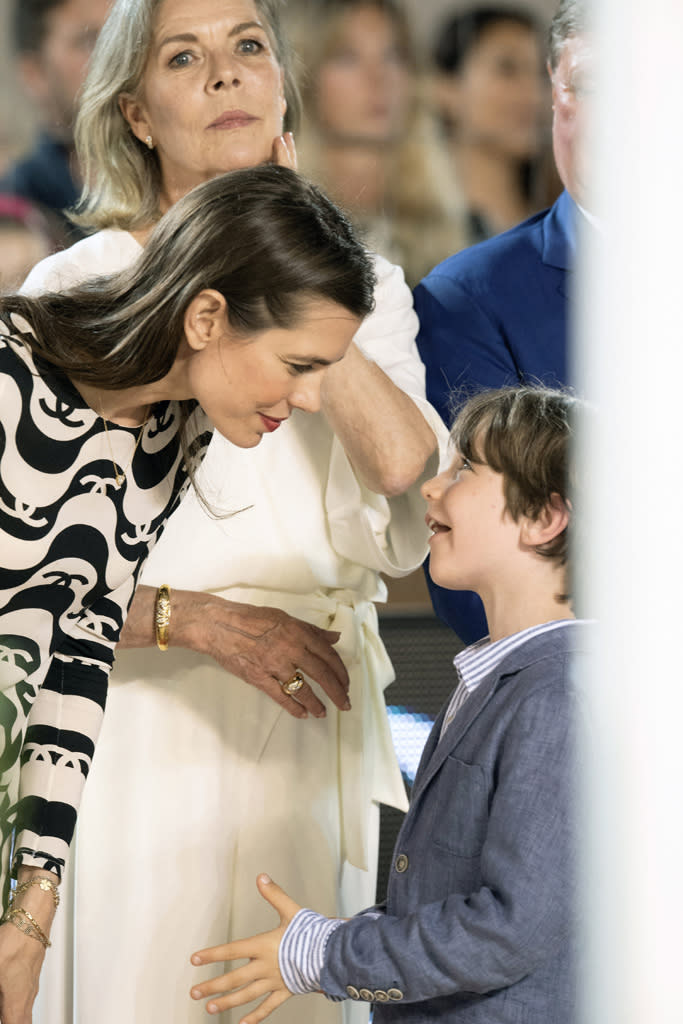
[279,618,584,998]
[440,618,580,740]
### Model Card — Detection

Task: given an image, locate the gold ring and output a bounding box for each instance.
[281,670,305,696]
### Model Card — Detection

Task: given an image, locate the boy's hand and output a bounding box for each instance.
[190,874,301,1023]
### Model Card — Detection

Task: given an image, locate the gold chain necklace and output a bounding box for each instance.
[98,395,151,489]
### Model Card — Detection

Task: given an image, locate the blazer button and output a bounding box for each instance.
[359,988,375,1001]
[374,990,390,1002]
[395,853,409,873]
[346,986,360,1000]
[387,988,404,1001]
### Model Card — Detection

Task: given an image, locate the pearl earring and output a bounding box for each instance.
[145,135,154,150]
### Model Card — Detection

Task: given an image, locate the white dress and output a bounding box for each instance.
[23,236,446,1024]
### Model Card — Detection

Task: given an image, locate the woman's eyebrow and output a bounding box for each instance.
[156,21,266,53]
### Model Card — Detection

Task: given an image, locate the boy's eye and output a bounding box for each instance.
[287,363,314,376]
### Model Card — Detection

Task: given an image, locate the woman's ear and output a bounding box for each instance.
[521,492,570,549]
[119,92,152,145]
[183,290,230,352]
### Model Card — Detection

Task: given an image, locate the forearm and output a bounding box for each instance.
[15,650,109,876]
[119,586,252,655]
[119,586,292,657]
[321,343,437,497]
[117,587,351,714]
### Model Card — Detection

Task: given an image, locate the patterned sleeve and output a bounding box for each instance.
[4,575,135,878]
[1,321,207,884]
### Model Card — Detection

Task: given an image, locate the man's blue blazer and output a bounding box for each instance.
[414,191,577,643]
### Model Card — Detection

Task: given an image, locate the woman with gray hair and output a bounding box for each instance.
[18,1,444,1023]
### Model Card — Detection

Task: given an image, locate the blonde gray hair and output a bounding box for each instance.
[72,0,301,232]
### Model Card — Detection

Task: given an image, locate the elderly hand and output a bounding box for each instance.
[173,591,350,719]
[190,874,300,1023]
[271,132,297,171]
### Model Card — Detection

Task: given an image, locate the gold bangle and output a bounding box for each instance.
[13,876,60,909]
[2,907,51,948]
[154,584,171,651]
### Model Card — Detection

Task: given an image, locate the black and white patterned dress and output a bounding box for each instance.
[0,311,211,888]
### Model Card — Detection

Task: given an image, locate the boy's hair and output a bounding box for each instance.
[451,385,578,566]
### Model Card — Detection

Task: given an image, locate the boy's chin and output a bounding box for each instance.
[430,569,461,591]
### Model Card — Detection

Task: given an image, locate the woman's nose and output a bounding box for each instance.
[207,51,241,91]
[289,374,322,415]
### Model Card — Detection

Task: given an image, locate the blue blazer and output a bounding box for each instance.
[414,191,577,644]
[320,625,588,1023]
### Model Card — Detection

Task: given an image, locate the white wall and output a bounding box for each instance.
[576,1,683,1020]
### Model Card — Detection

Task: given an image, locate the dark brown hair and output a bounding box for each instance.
[1,166,375,500]
[451,385,578,567]
[2,165,375,388]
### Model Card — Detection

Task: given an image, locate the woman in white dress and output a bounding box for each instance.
[23,1,446,1022]
[0,165,376,1023]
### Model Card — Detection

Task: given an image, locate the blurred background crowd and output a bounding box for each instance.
[0,0,559,293]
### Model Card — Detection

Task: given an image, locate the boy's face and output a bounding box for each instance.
[422,450,522,594]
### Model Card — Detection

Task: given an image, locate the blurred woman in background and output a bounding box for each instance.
[431,5,551,244]
[288,0,467,287]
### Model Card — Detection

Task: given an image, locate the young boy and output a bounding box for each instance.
[190,385,589,1024]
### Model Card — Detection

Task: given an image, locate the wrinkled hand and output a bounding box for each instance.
[175,593,351,719]
[271,132,297,170]
[190,874,300,1023]
[0,923,45,1024]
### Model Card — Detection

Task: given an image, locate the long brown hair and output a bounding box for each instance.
[3,166,375,388]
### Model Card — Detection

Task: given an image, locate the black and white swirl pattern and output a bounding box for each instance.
[0,313,211,891]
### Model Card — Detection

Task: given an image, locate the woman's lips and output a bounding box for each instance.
[259,414,284,432]
[208,110,258,130]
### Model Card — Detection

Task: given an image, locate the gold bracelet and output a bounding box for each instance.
[154,584,171,651]
[2,907,51,948]
[13,875,60,910]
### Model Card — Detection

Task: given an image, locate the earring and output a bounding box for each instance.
[145,135,154,150]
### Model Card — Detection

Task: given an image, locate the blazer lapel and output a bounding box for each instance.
[410,673,501,803]
[541,190,576,299]
[410,623,594,804]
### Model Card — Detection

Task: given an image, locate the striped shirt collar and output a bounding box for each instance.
[454,619,581,695]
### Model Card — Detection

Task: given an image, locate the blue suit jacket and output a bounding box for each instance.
[321,625,588,1023]
[414,191,576,644]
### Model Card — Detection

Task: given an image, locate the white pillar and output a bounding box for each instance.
[576,2,683,1020]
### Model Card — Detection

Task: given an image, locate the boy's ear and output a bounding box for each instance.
[183,289,230,352]
[520,492,570,548]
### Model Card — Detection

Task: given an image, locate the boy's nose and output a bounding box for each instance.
[421,474,441,501]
